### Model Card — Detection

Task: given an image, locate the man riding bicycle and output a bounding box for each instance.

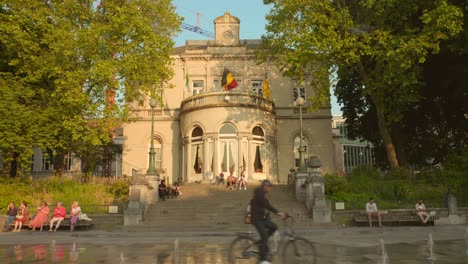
[250,179,286,264]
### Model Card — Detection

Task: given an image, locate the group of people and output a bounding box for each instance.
[158,180,182,201]
[3,201,82,232]
[365,198,433,227]
[214,171,248,190]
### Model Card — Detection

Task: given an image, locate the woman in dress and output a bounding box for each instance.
[28,201,50,231]
[69,201,81,232]
[12,201,29,232]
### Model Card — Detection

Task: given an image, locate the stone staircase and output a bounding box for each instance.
[125,183,321,232]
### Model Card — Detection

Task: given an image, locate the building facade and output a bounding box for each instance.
[122,12,337,183]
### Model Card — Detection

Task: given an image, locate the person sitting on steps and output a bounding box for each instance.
[238,171,247,190]
[226,173,237,190]
[158,180,169,201]
[214,172,225,185]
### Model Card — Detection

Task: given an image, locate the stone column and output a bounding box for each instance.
[247,136,252,179]
[186,138,192,183]
[237,136,243,176]
[213,136,219,177]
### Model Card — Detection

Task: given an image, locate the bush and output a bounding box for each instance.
[323,173,348,197]
[0,176,126,211]
[107,179,130,203]
[347,165,381,194]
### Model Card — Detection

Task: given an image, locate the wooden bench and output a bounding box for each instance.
[11,217,93,231]
[353,211,439,226]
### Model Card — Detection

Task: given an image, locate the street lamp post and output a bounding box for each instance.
[147,98,158,176]
[296,97,307,172]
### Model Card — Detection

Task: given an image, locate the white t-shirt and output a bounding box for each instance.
[71,206,81,216]
[415,203,426,211]
[366,202,378,213]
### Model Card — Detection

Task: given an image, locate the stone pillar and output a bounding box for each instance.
[448,194,458,215]
[294,172,308,202]
[306,156,331,223]
[146,175,160,203]
[124,185,143,225]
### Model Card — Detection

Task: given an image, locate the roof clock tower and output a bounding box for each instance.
[214,12,240,46]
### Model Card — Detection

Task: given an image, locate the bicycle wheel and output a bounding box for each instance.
[228,236,259,264]
[281,237,317,264]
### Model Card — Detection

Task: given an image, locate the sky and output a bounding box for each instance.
[172,0,342,115]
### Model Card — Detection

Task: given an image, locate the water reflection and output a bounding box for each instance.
[0,240,466,264]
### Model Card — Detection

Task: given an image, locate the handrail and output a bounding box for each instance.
[180,91,275,113]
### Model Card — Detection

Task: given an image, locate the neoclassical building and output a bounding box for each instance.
[122,12,337,183]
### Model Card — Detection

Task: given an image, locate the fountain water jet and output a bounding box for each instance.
[427,233,436,261]
[465,228,468,255]
[120,251,125,264]
[378,239,390,264]
[174,239,179,264]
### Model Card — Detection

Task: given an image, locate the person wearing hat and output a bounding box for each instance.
[249,179,286,264]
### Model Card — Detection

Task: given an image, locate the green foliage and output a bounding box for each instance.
[324,165,462,209]
[346,165,381,194]
[0,0,182,175]
[107,179,130,203]
[438,151,468,194]
[261,0,464,168]
[323,173,349,197]
[0,177,128,211]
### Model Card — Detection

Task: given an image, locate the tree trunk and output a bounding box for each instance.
[391,125,409,167]
[372,93,399,168]
[53,151,65,177]
[9,152,19,178]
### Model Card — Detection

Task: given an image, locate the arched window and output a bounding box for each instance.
[191,127,203,174]
[252,126,265,173]
[219,123,238,174]
[148,137,162,170]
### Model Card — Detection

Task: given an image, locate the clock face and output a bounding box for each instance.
[223,30,234,40]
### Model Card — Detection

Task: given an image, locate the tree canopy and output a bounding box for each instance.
[0,0,181,176]
[261,0,464,168]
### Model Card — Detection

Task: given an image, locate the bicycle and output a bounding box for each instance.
[228,214,316,264]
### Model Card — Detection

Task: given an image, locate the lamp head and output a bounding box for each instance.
[149,98,157,108]
[296,97,305,106]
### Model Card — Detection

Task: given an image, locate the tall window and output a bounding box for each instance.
[64,152,73,171]
[251,80,263,95]
[219,123,238,175]
[252,126,265,173]
[155,138,162,169]
[293,135,308,167]
[192,127,203,174]
[42,153,51,171]
[192,80,204,95]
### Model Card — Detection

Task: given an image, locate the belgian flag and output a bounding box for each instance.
[221,68,238,91]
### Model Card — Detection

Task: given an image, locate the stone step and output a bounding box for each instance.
[139,184,312,231]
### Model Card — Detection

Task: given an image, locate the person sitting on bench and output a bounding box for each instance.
[366,198,382,227]
[415,199,430,224]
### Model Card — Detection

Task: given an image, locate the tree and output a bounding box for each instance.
[0,0,181,176]
[335,0,468,167]
[261,0,463,168]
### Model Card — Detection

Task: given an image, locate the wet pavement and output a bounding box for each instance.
[0,225,467,263]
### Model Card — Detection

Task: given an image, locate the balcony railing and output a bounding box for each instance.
[180,91,275,113]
